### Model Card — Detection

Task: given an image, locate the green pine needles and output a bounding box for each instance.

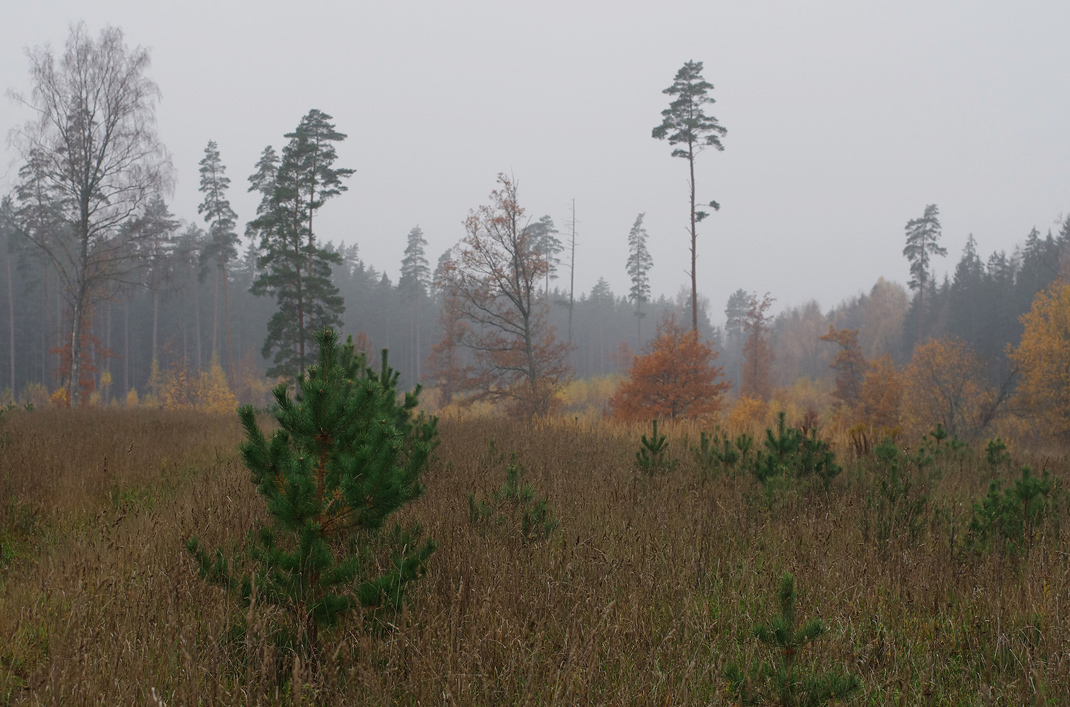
[726,573,860,706]
[636,419,676,475]
[968,465,1054,556]
[187,328,437,661]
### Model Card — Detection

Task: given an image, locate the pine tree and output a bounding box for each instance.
[247,111,352,381]
[652,60,726,333]
[399,226,430,385]
[188,328,437,661]
[133,196,179,366]
[626,213,653,347]
[198,140,239,378]
[903,204,947,340]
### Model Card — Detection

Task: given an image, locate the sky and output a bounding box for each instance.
[3,1,1070,325]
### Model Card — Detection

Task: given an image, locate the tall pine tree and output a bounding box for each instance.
[626,213,653,347]
[198,140,239,377]
[248,111,352,380]
[903,204,946,341]
[652,61,726,334]
[399,226,430,385]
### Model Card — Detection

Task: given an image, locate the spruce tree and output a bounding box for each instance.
[188,328,437,661]
[626,213,653,346]
[198,140,239,377]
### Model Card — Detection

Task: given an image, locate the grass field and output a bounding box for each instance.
[0,409,1067,704]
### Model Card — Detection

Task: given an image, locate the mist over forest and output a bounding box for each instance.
[1,17,1069,444]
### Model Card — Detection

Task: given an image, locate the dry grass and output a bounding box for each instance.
[0,409,1067,705]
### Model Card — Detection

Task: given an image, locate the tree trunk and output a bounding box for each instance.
[223,262,234,380]
[688,143,698,334]
[152,288,159,364]
[212,268,219,359]
[123,300,130,396]
[193,274,202,370]
[5,242,14,395]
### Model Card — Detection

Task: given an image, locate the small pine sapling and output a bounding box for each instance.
[187,329,437,662]
[636,419,676,475]
[968,466,1054,556]
[691,429,740,476]
[984,438,1010,469]
[726,572,860,706]
[469,459,558,544]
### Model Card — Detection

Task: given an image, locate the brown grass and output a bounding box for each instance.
[0,409,1067,704]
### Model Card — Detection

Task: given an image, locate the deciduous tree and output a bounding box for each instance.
[740,292,774,401]
[819,325,866,412]
[902,337,991,439]
[652,61,726,333]
[609,315,729,421]
[1010,280,1070,439]
[860,354,902,432]
[440,174,571,417]
[9,23,173,406]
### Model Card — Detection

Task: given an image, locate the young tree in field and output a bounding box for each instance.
[609,315,729,421]
[9,23,173,406]
[819,325,866,413]
[399,226,430,384]
[441,174,571,417]
[626,213,653,347]
[652,60,726,333]
[198,140,239,377]
[189,329,436,662]
[247,110,352,380]
[740,292,775,401]
[903,204,947,340]
[1010,281,1070,439]
[902,337,991,439]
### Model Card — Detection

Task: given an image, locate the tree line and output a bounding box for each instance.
[3,24,1070,441]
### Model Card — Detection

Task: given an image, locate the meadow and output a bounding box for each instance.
[0,408,1067,705]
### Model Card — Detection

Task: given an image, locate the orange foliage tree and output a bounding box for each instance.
[902,337,991,439]
[739,292,774,401]
[819,325,866,413]
[435,175,571,418]
[609,317,730,421]
[1010,280,1070,439]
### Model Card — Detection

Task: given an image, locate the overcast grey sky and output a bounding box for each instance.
[4,1,1070,324]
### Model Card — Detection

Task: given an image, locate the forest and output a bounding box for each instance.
[3,20,1070,706]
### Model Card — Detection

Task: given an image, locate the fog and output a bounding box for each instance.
[4,1,1070,316]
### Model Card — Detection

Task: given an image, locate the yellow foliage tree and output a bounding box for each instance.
[902,337,990,439]
[860,354,902,432]
[195,355,238,414]
[1010,280,1070,439]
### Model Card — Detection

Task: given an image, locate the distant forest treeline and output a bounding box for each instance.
[1,192,1068,407]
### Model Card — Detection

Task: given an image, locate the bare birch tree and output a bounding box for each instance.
[8,23,172,406]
